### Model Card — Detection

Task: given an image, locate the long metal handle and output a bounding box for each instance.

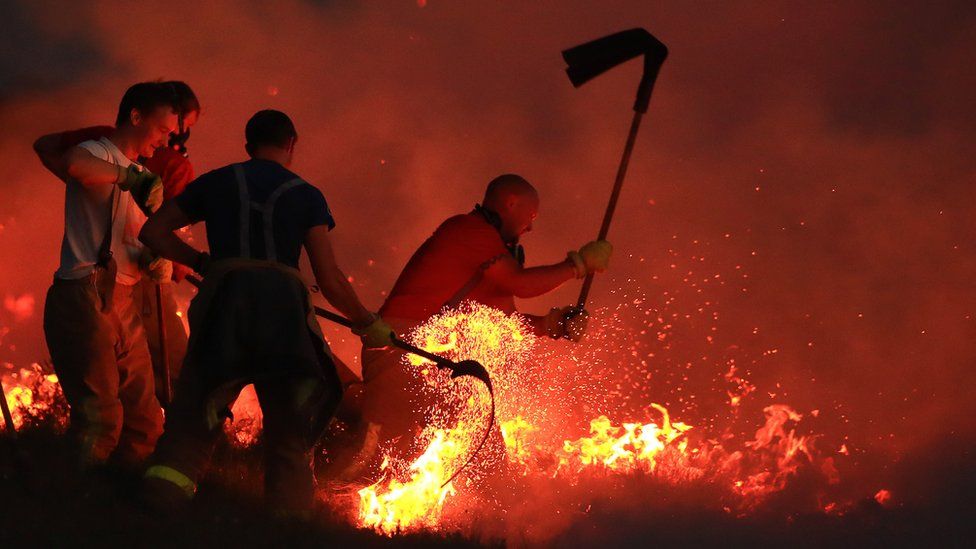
[576,109,644,310]
[154,284,172,406]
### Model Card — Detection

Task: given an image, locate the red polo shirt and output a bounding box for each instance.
[380,212,516,322]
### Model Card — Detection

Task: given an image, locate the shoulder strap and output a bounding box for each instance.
[95,140,120,267]
[259,178,303,262]
[233,163,251,259]
[233,164,304,262]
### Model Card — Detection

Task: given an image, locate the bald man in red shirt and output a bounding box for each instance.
[340,174,611,479]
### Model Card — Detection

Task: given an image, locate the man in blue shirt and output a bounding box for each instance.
[138,110,393,513]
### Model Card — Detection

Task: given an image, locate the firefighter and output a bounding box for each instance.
[341,174,611,478]
[34,81,201,406]
[39,82,178,470]
[138,109,393,513]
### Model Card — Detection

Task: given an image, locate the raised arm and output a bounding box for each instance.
[33,133,73,182]
[483,254,577,299]
[487,240,612,338]
[138,200,205,271]
[64,146,130,188]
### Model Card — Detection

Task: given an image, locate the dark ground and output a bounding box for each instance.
[2,427,974,548]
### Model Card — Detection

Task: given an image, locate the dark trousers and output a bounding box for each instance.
[148,365,341,510]
[43,278,163,466]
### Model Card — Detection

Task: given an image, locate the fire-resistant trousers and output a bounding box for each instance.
[146,367,341,511]
[43,277,164,467]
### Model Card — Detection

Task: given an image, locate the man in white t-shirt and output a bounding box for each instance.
[42,81,177,470]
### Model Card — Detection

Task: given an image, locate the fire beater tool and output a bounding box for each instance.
[562,28,669,312]
[185,274,494,486]
[154,283,172,407]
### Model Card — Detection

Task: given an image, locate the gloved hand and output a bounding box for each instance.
[147,257,173,283]
[567,240,613,277]
[543,306,590,342]
[563,308,589,342]
[140,250,173,283]
[354,314,395,349]
[118,165,163,216]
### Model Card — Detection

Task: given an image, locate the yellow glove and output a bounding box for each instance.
[140,250,173,283]
[118,165,163,216]
[147,257,174,283]
[354,314,395,349]
[568,240,612,276]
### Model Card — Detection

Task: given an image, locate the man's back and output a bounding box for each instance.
[175,158,334,268]
[380,212,515,321]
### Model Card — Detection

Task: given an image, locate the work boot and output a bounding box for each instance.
[141,475,192,514]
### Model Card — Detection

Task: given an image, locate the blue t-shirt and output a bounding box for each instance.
[176,159,335,269]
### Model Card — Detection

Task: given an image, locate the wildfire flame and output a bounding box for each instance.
[1,362,65,431]
[352,302,842,535]
[1,298,850,539]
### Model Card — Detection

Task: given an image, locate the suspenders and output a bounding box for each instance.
[232,163,303,261]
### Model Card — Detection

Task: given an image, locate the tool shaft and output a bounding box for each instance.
[577,109,644,310]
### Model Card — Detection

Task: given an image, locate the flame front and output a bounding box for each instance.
[357,427,464,535]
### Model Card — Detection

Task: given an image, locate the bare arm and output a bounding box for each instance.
[64,146,126,188]
[33,133,72,182]
[304,225,375,327]
[483,254,577,299]
[138,200,202,268]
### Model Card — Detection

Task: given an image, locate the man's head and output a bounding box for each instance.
[114,81,180,159]
[163,81,200,154]
[245,110,297,166]
[482,174,539,242]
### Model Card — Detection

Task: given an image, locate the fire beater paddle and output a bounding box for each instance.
[184,274,494,486]
[562,28,669,311]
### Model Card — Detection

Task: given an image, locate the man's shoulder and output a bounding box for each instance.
[75,138,112,160]
[438,212,495,236]
[60,126,113,149]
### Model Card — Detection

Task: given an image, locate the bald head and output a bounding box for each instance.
[483,174,538,206]
[482,174,540,242]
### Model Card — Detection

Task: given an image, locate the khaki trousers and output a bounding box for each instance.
[43,277,163,466]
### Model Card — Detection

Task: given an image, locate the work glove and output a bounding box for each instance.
[140,250,173,283]
[543,306,590,342]
[567,240,613,278]
[354,314,395,349]
[117,165,164,216]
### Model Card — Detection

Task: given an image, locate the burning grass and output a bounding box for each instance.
[0,299,900,544]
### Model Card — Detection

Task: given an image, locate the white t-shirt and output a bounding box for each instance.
[54,137,147,285]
